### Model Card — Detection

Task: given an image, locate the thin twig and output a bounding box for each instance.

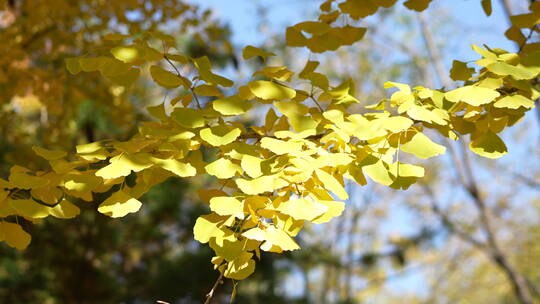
[204,271,225,304]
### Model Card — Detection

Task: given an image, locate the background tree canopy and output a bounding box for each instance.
[0,0,539,303]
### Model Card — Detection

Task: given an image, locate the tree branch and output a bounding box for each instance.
[204,270,224,304]
[419,12,536,303]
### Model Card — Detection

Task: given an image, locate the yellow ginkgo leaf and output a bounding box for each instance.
[9,172,49,189]
[404,0,433,12]
[200,126,241,146]
[193,84,221,97]
[171,107,206,129]
[236,175,279,195]
[197,189,228,204]
[32,146,66,160]
[0,222,31,250]
[248,80,296,100]
[49,199,80,219]
[312,200,346,224]
[205,158,241,179]
[450,60,475,81]
[315,169,348,200]
[388,162,425,190]
[95,153,153,179]
[97,190,142,218]
[487,61,537,80]
[261,226,300,252]
[381,116,413,133]
[445,86,500,106]
[277,198,328,221]
[111,46,144,63]
[224,253,256,280]
[494,94,535,109]
[242,45,276,60]
[150,65,185,89]
[151,158,197,177]
[400,132,446,159]
[193,213,228,243]
[363,160,394,186]
[193,56,234,87]
[209,197,244,219]
[213,95,253,116]
[63,172,103,192]
[260,137,303,155]
[241,155,263,178]
[10,198,50,218]
[469,131,508,159]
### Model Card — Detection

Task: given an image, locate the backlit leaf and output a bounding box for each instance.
[97,190,142,218]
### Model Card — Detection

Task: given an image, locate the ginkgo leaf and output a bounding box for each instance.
[150,65,184,89]
[99,58,130,77]
[469,131,508,159]
[193,56,234,87]
[363,160,394,186]
[404,0,433,11]
[261,226,300,252]
[98,190,142,218]
[248,80,296,100]
[494,94,535,109]
[111,46,145,63]
[487,61,537,80]
[193,213,228,243]
[312,200,346,224]
[241,155,263,178]
[381,116,413,133]
[236,175,277,195]
[213,95,253,115]
[10,198,50,218]
[49,199,80,219]
[243,45,276,60]
[406,105,448,125]
[152,158,197,177]
[277,198,328,221]
[209,197,244,219]
[63,172,103,192]
[481,0,492,16]
[224,253,256,280]
[108,67,140,87]
[171,108,206,128]
[197,189,229,204]
[194,84,221,97]
[388,162,425,190]
[338,0,396,19]
[205,158,241,179]
[315,169,348,200]
[243,226,300,252]
[95,153,153,179]
[445,86,500,106]
[400,132,446,159]
[260,138,303,155]
[0,222,31,250]
[32,146,66,160]
[200,127,241,146]
[9,172,49,189]
[286,26,308,47]
[450,60,475,81]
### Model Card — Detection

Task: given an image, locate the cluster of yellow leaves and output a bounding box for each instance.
[0,0,232,165]
[1,0,538,282]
